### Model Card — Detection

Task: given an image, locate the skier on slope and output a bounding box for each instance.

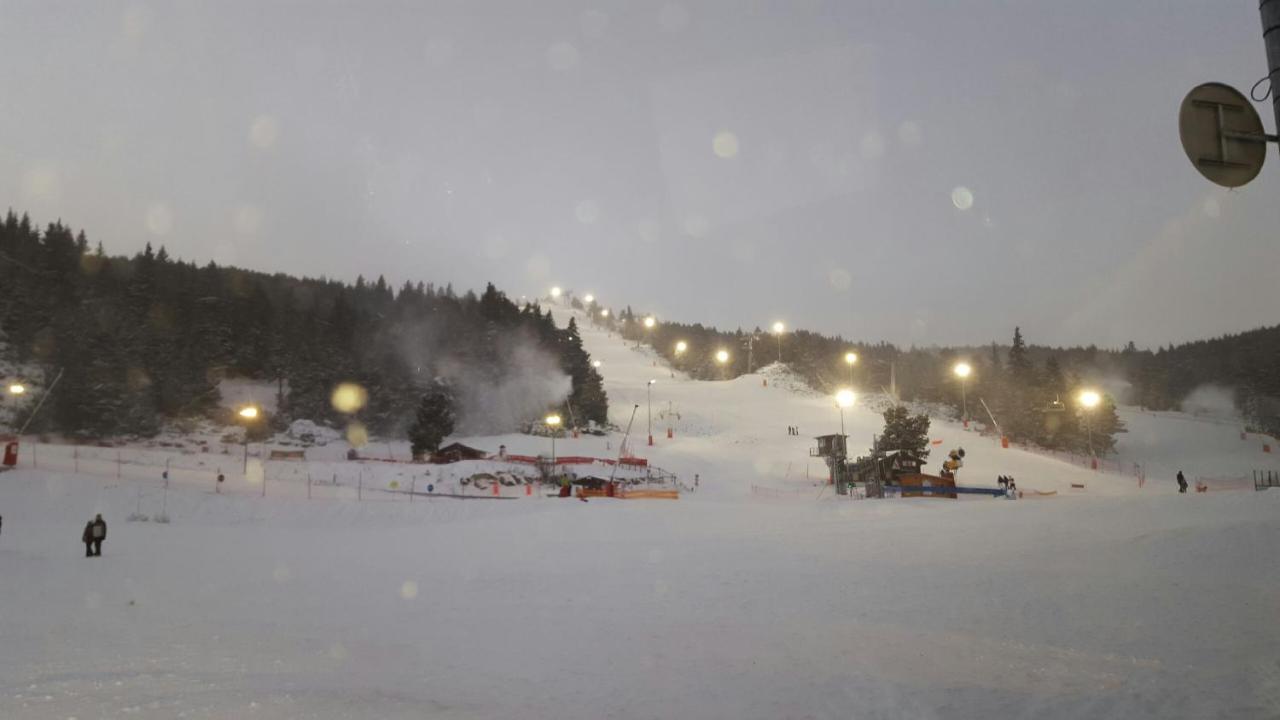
[1176,470,1188,494]
[82,520,94,557]
[90,514,107,556]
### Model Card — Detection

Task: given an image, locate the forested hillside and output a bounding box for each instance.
[0,211,606,438]
[595,301,1279,451]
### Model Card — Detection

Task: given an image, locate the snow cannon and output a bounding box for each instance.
[940,447,965,480]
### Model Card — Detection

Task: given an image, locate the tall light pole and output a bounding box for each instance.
[642,316,656,348]
[1078,390,1101,459]
[715,349,730,380]
[1262,1,1280,144]
[647,380,656,446]
[835,388,855,438]
[771,321,785,363]
[953,362,972,427]
[238,405,261,481]
[545,413,562,466]
[844,352,858,386]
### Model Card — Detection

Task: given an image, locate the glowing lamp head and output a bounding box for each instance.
[835,389,856,408]
[772,321,785,334]
[844,352,857,366]
[591,360,602,368]
[600,309,609,317]
[583,294,594,304]
[238,406,260,420]
[643,316,656,329]
[1078,390,1102,409]
[330,382,368,414]
[675,340,688,354]
[715,349,730,364]
[953,362,972,379]
[545,413,562,427]
[550,286,562,298]
[7,383,25,395]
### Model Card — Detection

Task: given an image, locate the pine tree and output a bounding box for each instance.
[876,406,931,459]
[408,380,455,458]
[560,317,608,426]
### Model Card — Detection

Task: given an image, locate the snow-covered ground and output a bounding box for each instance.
[2,306,1279,719]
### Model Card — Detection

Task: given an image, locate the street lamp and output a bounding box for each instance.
[639,316,655,349]
[771,321,785,363]
[592,360,602,369]
[237,405,261,475]
[7,383,25,396]
[600,309,609,318]
[715,349,730,380]
[545,413,562,466]
[647,380,656,446]
[835,388,856,437]
[550,286,562,300]
[675,340,688,355]
[843,352,858,386]
[584,294,594,304]
[953,362,972,426]
[1078,390,1101,458]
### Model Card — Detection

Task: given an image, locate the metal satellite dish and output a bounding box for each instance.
[1179,82,1268,188]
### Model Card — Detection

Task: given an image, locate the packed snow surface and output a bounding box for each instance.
[2,306,1278,719]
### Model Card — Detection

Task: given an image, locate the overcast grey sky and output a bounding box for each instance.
[2,1,1276,349]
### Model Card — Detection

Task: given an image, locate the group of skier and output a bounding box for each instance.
[81,513,108,556]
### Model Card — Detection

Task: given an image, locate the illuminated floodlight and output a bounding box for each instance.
[1078,390,1101,409]
[953,362,972,379]
[835,389,856,408]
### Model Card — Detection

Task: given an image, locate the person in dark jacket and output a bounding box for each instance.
[90,514,107,556]
[82,521,94,557]
[1176,470,1188,494]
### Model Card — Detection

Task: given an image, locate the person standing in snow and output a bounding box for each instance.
[1176,470,1188,494]
[82,520,94,557]
[90,514,107,556]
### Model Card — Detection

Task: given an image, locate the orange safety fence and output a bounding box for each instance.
[620,489,679,500]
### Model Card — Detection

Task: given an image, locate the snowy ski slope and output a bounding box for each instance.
[1,305,1278,719]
